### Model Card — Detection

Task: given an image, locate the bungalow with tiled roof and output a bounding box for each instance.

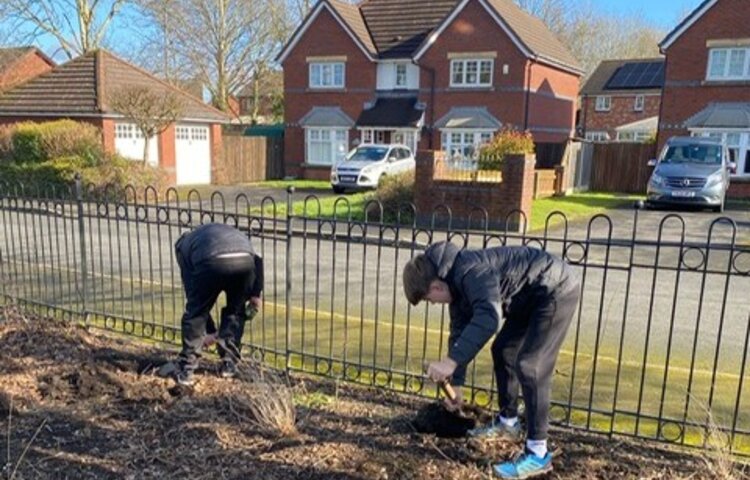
[0,50,230,185]
[277,0,582,180]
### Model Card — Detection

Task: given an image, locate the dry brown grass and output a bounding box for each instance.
[227,360,298,438]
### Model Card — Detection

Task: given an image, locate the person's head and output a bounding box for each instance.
[403,254,453,305]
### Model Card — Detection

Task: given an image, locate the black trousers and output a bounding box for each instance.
[176,253,255,369]
[491,285,580,440]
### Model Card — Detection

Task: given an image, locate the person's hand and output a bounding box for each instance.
[443,386,463,412]
[426,357,457,384]
[249,296,262,309]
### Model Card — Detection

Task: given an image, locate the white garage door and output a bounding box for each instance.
[175,124,211,185]
[114,123,159,166]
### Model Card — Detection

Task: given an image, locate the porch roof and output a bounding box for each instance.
[434,107,501,129]
[684,103,750,129]
[356,97,424,128]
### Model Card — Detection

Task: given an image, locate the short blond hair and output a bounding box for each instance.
[402,254,438,305]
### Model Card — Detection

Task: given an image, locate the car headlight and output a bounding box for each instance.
[706,172,723,188]
[330,173,337,182]
[361,165,375,174]
[650,173,665,186]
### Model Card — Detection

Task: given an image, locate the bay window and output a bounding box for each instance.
[306,128,349,165]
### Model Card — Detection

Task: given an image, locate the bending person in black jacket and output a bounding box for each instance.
[403,241,579,480]
[174,223,263,386]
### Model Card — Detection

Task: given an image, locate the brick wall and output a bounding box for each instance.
[582,94,661,140]
[657,0,750,149]
[728,179,750,199]
[0,51,53,92]
[414,150,536,231]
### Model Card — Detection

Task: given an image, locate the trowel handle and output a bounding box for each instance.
[439,381,457,401]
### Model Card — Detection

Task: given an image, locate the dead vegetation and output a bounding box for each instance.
[0,305,746,479]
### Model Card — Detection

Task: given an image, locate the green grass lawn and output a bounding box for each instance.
[255,191,645,232]
[531,192,644,232]
[175,180,331,199]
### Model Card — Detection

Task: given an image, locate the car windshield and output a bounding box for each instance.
[346,146,389,162]
[661,145,722,165]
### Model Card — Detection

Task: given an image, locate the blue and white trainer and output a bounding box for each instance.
[468,416,522,440]
[493,449,553,479]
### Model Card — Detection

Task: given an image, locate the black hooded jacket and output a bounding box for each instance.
[175,223,264,296]
[425,241,578,385]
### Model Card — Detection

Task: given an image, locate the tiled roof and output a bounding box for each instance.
[0,50,229,122]
[280,0,581,72]
[483,0,580,71]
[329,0,378,55]
[360,0,459,59]
[581,58,664,95]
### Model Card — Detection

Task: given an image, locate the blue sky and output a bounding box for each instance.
[598,0,703,28]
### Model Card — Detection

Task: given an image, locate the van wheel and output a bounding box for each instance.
[333,186,345,194]
[712,196,725,213]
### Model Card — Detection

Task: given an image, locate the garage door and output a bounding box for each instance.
[114,122,159,166]
[175,124,211,185]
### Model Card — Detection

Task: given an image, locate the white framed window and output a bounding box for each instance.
[309,62,345,89]
[585,131,610,142]
[395,64,407,87]
[440,129,495,161]
[450,59,493,87]
[634,95,645,112]
[707,47,750,81]
[595,96,611,112]
[306,128,348,165]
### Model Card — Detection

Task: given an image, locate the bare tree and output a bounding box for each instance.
[136,0,286,113]
[515,0,664,78]
[108,86,183,165]
[0,0,128,59]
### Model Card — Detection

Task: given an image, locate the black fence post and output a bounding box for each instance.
[284,185,295,372]
[74,174,88,315]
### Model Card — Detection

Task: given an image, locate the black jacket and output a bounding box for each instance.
[175,223,263,296]
[425,241,578,385]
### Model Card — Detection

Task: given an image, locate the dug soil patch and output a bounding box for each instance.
[0,306,743,479]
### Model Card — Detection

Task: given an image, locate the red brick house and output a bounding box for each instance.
[0,47,55,92]
[277,0,582,179]
[657,0,750,195]
[580,58,664,142]
[0,50,229,185]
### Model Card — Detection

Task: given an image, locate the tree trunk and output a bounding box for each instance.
[143,136,150,165]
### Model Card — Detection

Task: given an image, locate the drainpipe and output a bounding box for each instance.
[412,59,436,149]
[581,94,588,139]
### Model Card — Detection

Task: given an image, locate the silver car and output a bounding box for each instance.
[646,137,736,213]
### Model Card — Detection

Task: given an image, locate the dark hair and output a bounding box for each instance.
[402,254,438,305]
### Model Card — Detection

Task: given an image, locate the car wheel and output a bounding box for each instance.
[332,186,345,194]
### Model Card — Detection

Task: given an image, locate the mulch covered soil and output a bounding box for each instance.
[0,306,745,480]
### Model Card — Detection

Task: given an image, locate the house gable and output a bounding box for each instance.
[659,0,718,52]
[413,0,581,75]
[276,1,376,64]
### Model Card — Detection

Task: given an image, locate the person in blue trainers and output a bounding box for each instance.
[173,223,263,386]
[403,241,579,479]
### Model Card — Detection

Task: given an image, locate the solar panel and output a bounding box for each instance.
[604,61,665,90]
